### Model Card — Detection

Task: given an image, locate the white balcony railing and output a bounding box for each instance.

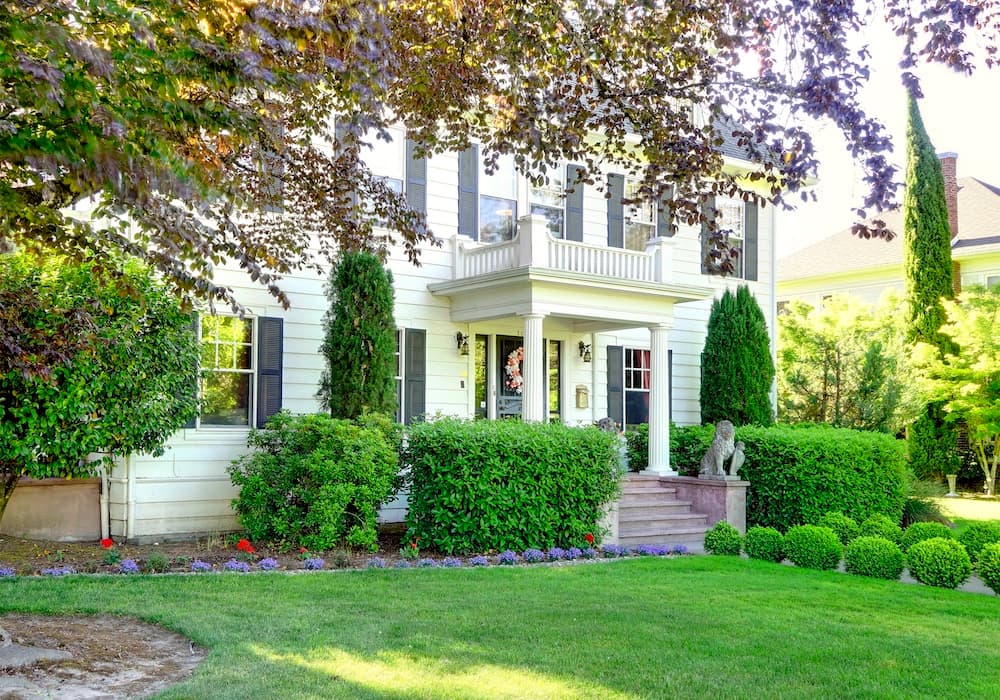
[453,214,674,284]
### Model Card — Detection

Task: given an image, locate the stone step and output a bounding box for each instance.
[617,526,709,547]
[622,476,674,489]
[621,483,678,495]
[618,501,695,517]
[619,514,707,535]
[618,489,682,504]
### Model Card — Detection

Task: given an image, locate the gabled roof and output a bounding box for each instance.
[778,177,1000,281]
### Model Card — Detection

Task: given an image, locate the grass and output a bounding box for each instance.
[3,557,1000,699]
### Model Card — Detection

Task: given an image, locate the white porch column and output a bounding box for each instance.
[520,312,547,423]
[644,323,676,475]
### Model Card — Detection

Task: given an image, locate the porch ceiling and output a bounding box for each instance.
[428,266,714,331]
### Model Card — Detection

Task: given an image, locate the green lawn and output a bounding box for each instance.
[3,556,1000,699]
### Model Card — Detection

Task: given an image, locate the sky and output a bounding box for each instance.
[775,22,1000,258]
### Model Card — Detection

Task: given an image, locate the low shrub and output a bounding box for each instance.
[844,536,904,580]
[704,521,742,556]
[977,543,1000,595]
[958,522,1000,563]
[906,537,971,589]
[229,411,400,552]
[624,423,648,473]
[144,552,170,573]
[900,521,953,552]
[783,525,842,570]
[818,512,860,545]
[859,514,903,544]
[743,526,784,563]
[404,419,621,554]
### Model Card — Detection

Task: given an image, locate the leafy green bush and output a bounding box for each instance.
[743,526,784,563]
[906,537,971,589]
[818,512,860,545]
[859,514,903,544]
[977,543,1000,595]
[844,536,904,580]
[625,423,648,473]
[901,477,949,526]
[900,521,953,552]
[404,419,621,554]
[704,521,742,556]
[957,522,1000,563]
[229,411,400,552]
[783,525,842,570]
[625,423,710,475]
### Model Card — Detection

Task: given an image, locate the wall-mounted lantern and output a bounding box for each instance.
[578,341,592,363]
[456,332,470,356]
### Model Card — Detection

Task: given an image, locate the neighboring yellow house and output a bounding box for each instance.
[777,154,1000,306]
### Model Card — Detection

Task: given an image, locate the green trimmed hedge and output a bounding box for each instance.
[625,423,709,476]
[818,512,860,545]
[403,419,621,554]
[958,522,1000,563]
[859,514,903,544]
[900,521,953,552]
[704,521,742,555]
[743,526,785,563]
[906,537,971,589]
[844,536,904,580]
[977,543,1000,594]
[784,525,843,570]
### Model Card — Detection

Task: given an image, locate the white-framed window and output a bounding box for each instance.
[529,164,566,239]
[986,274,1000,290]
[199,316,255,427]
[363,126,406,195]
[395,328,404,424]
[717,196,745,277]
[624,347,651,426]
[479,154,518,243]
[624,178,656,251]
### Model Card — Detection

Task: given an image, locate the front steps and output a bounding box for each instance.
[617,474,708,552]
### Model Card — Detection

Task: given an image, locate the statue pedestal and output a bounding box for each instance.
[700,474,741,482]
[660,475,749,535]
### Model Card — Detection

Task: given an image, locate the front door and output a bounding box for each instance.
[497,335,523,418]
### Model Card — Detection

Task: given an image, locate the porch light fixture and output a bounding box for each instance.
[578,341,592,363]
[456,332,470,356]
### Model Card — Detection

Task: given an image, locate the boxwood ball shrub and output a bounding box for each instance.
[229,411,400,552]
[899,521,953,552]
[957,522,1000,563]
[818,511,860,545]
[859,513,903,544]
[783,525,843,570]
[404,419,621,554]
[844,536,904,580]
[704,521,742,556]
[906,537,972,589]
[977,543,1000,595]
[743,526,785,563]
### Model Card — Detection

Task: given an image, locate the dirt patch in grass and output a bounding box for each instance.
[0,614,206,699]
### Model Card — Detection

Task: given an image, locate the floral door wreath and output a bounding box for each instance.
[504,346,524,394]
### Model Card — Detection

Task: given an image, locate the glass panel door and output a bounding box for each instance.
[497,336,523,418]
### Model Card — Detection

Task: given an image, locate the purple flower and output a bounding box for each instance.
[602,544,626,558]
[566,547,582,560]
[41,566,75,576]
[0,566,15,577]
[119,559,140,574]
[417,558,438,568]
[672,544,689,555]
[393,559,411,569]
[224,558,251,572]
[522,548,545,563]
[636,544,670,556]
[191,560,213,573]
[496,550,519,566]
[258,557,279,571]
[468,555,489,567]
[547,547,567,561]
[303,557,325,570]
[367,557,386,569]
[580,547,598,559]
[442,557,462,568]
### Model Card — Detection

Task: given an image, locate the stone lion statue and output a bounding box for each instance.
[699,420,736,477]
[729,441,746,477]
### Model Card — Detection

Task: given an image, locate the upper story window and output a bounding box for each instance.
[529,165,566,239]
[364,127,406,195]
[199,316,254,427]
[624,178,656,251]
[717,196,745,277]
[479,154,518,243]
[701,194,759,281]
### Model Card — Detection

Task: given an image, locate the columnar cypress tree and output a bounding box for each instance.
[700,285,775,426]
[317,251,398,419]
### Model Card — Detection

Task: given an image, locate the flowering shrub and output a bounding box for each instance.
[258,558,279,571]
[393,560,411,569]
[417,558,438,568]
[671,544,689,555]
[522,548,545,563]
[442,557,462,568]
[236,538,256,554]
[303,557,325,570]
[635,544,671,556]
[0,566,15,577]
[602,544,627,558]
[565,547,582,560]
[118,559,140,575]
[41,566,75,576]
[400,540,420,560]
[547,547,567,561]
[224,558,251,573]
[367,558,386,569]
[469,555,489,567]
[580,547,597,559]
[100,538,114,549]
[497,550,519,565]
[191,560,213,573]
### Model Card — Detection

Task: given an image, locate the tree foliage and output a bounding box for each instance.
[2,0,997,315]
[0,253,199,519]
[915,287,1000,496]
[701,285,774,426]
[318,251,398,420]
[777,293,914,433]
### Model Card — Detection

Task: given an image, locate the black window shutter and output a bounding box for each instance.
[183,313,199,428]
[457,145,479,240]
[700,196,717,274]
[657,185,674,238]
[256,317,283,428]
[607,345,624,429]
[565,165,585,242]
[743,201,759,281]
[406,139,427,215]
[404,328,426,424]
[607,174,625,248]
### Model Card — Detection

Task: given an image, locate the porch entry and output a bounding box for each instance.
[476,335,560,421]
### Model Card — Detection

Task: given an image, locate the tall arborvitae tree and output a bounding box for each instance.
[318,252,398,420]
[700,285,775,426]
[903,92,960,481]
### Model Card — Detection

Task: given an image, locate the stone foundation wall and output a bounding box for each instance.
[1,478,101,542]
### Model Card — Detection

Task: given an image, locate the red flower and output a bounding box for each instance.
[100,538,114,549]
[584,533,595,544]
[236,538,255,553]
[299,546,308,554]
